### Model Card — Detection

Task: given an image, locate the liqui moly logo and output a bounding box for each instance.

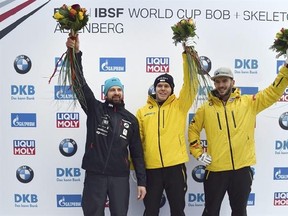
[279,87,288,102]
[13,140,36,155]
[56,113,79,128]
[274,192,288,206]
[146,57,169,73]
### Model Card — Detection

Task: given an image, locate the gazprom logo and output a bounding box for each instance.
[54,86,75,100]
[274,167,288,180]
[238,87,258,95]
[247,193,255,206]
[56,195,81,207]
[11,113,36,127]
[277,60,285,73]
[99,58,125,72]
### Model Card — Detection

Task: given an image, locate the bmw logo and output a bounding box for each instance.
[279,112,288,130]
[14,55,32,74]
[16,165,34,183]
[199,56,212,74]
[59,138,77,157]
[191,165,206,183]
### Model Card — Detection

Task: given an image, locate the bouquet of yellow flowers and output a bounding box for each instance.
[171,18,210,98]
[270,28,288,58]
[49,4,89,108]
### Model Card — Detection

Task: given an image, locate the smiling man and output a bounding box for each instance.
[136,40,199,216]
[188,64,288,216]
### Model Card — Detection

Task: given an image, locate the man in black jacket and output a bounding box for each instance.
[66,34,146,216]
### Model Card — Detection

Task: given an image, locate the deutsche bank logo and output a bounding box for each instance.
[11,113,36,127]
[99,58,125,72]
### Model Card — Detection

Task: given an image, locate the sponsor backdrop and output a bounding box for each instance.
[0,0,288,215]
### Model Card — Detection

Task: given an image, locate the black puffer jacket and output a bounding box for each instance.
[75,52,146,186]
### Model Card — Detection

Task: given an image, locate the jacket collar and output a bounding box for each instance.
[147,94,176,106]
[105,100,125,110]
[209,87,240,102]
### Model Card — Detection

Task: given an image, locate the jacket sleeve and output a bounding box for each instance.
[177,53,199,112]
[253,65,288,114]
[129,117,146,187]
[75,51,97,114]
[188,104,205,159]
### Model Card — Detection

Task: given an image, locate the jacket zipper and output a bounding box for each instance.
[103,107,119,173]
[223,103,235,170]
[157,106,164,167]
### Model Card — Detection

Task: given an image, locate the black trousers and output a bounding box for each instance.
[143,164,187,216]
[82,172,129,216]
[202,167,253,216]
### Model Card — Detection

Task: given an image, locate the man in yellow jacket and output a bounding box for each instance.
[136,38,198,216]
[188,59,288,216]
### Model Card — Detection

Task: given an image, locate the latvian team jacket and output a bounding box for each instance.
[75,52,146,186]
[136,53,198,169]
[189,65,288,172]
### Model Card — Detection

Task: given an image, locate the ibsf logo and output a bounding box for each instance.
[274,167,288,180]
[279,87,288,102]
[13,140,36,155]
[146,57,169,73]
[274,192,288,206]
[95,8,124,17]
[56,112,79,128]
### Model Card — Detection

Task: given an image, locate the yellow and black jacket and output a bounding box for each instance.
[189,66,288,172]
[136,54,198,169]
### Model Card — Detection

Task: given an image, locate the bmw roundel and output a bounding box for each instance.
[59,138,78,157]
[16,165,34,183]
[14,55,32,74]
[279,112,288,130]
